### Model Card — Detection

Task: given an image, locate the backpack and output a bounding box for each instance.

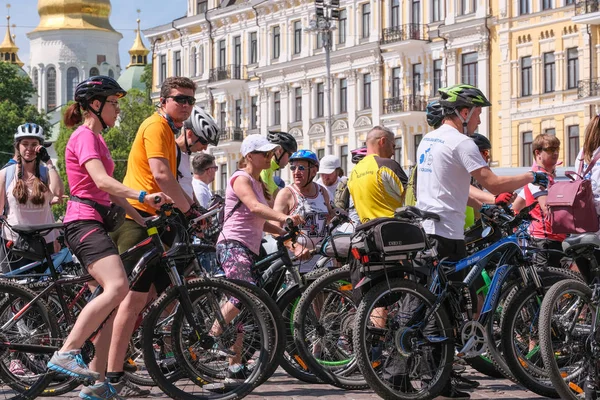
[404,167,417,207]
[546,152,600,234]
[333,179,350,210]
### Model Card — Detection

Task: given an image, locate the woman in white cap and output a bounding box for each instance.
[215,134,303,379]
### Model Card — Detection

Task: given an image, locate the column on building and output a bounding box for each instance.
[477,42,490,137]
[370,64,382,126]
[444,49,457,86]
[280,84,289,130]
[532,55,542,96]
[370,0,380,43]
[555,50,565,92]
[301,79,312,148]
[259,88,269,135]
[332,77,339,117]
[57,63,66,110]
[346,70,358,152]
[37,65,45,111]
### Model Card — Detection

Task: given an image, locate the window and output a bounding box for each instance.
[197,0,207,13]
[108,69,114,78]
[391,67,402,98]
[521,56,532,97]
[542,0,552,10]
[191,47,197,76]
[432,0,442,22]
[219,102,226,129]
[568,125,580,166]
[220,164,227,191]
[338,9,347,44]
[340,145,348,172]
[363,73,372,109]
[317,83,325,117]
[159,55,166,84]
[66,67,79,103]
[412,0,421,23]
[544,128,556,135]
[544,52,555,93]
[566,0,574,4]
[414,134,422,162]
[567,48,579,90]
[218,40,226,68]
[90,67,99,77]
[395,137,403,161]
[362,3,371,39]
[391,0,400,27]
[250,32,258,64]
[46,67,56,109]
[235,100,242,128]
[174,51,181,76]
[274,92,281,125]
[251,96,258,129]
[273,26,280,59]
[198,46,204,75]
[317,149,325,159]
[522,131,533,167]
[316,32,324,49]
[234,36,241,68]
[295,87,302,121]
[412,63,423,94]
[461,52,478,86]
[520,0,530,15]
[340,78,348,113]
[294,21,302,54]
[433,59,443,94]
[32,68,38,92]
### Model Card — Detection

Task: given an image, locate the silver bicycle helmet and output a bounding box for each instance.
[184,106,221,146]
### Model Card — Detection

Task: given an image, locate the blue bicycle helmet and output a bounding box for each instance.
[289,150,319,167]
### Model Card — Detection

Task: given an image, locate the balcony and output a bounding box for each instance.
[573,0,600,24]
[207,65,248,90]
[383,95,428,114]
[577,78,600,100]
[380,24,429,49]
[219,127,245,142]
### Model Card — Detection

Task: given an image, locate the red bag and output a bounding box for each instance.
[546,152,600,234]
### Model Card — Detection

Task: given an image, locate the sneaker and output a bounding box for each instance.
[47,350,100,382]
[452,373,480,390]
[9,359,25,376]
[79,381,124,400]
[434,385,471,400]
[198,335,236,356]
[226,365,250,381]
[111,379,151,398]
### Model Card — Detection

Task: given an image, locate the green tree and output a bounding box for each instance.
[140,63,153,102]
[0,63,50,161]
[52,89,155,218]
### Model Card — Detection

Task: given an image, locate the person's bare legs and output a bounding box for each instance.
[61,254,129,352]
[88,308,117,381]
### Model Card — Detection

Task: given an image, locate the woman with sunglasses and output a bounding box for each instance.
[215,134,303,379]
[273,150,334,270]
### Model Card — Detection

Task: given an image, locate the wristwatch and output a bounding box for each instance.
[47,165,57,171]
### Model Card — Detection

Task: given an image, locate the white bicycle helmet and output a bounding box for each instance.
[15,123,45,144]
[184,106,221,146]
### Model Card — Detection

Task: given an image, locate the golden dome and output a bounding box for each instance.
[128,18,149,67]
[0,16,23,67]
[33,0,119,34]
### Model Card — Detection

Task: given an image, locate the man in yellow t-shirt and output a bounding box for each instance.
[105,77,202,395]
[348,126,408,223]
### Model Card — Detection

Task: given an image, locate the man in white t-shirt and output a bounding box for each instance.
[316,155,342,204]
[192,152,217,208]
[415,84,548,400]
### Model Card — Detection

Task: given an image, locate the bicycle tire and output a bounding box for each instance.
[353,278,454,400]
[293,265,367,390]
[0,280,60,400]
[501,267,583,398]
[539,278,592,400]
[141,278,270,400]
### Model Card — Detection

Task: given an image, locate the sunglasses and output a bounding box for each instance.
[252,150,274,158]
[542,147,560,153]
[290,165,309,172]
[166,95,196,106]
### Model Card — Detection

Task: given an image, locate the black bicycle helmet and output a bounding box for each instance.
[470,133,491,151]
[426,100,444,129]
[267,131,298,154]
[184,106,221,147]
[74,76,127,129]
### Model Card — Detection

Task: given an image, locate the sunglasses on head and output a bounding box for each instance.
[166,95,196,106]
[290,165,310,172]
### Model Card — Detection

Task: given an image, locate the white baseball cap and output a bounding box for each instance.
[240,134,280,157]
[317,155,341,174]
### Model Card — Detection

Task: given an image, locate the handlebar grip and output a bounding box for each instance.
[154,196,161,204]
[285,218,294,229]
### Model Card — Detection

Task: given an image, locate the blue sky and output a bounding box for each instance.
[4,0,187,70]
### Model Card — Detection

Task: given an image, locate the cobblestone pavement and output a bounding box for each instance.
[35,369,550,400]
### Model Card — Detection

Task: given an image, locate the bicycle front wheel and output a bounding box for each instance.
[353,278,454,400]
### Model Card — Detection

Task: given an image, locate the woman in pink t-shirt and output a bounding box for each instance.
[46,76,171,397]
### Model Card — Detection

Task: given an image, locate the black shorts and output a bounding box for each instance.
[64,220,119,269]
[428,234,467,281]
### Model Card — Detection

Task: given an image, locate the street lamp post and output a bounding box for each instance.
[305,0,340,156]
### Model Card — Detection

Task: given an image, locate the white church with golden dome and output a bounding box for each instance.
[26,0,123,112]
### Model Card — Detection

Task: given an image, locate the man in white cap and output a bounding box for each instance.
[316,154,342,204]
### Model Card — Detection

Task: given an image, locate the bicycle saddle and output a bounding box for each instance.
[394,206,440,222]
[562,233,600,253]
[11,222,64,235]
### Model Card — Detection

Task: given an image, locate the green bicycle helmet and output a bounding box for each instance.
[438,84,491,110]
